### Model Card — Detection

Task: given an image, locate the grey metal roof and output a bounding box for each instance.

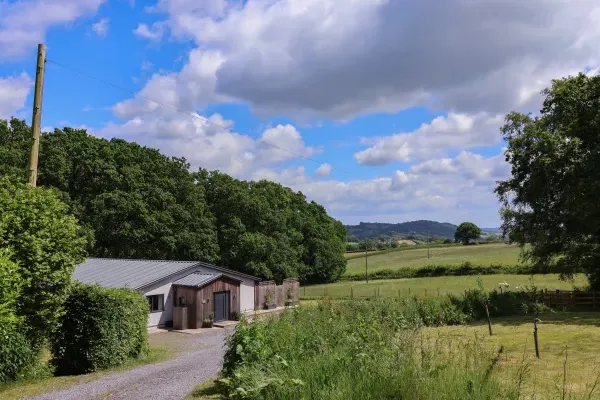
[172,273,230,288]
[73,258,261,290]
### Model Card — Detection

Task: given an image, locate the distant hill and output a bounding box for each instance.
[345,220,458,240]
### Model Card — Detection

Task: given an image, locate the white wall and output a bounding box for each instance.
[141,267,258,327]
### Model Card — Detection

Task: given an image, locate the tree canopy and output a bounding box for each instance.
[0,119,347,284]
[496,73,600,288]
[454,222,481,245]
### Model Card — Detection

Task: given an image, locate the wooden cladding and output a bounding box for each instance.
[173,277,241,329]
[255,278,299,310]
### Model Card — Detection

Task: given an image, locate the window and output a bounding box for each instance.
[147,294,164,312]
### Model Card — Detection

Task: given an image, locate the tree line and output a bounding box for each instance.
[0,119,347,284]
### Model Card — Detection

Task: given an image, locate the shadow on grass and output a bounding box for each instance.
[187,379,223,399]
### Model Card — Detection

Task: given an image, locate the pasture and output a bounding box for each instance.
[345,243,523,275]
[424,312,600,398]
[301,274,587,299]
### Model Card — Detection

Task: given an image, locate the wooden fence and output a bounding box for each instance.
[540,289,600,308]
[255,279,299,310]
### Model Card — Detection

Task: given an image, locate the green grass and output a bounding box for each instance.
[424,312,600,399]
[345,243,523,275]
[187,379,223,399]
[301,273,587,299]
[0,344,170,400]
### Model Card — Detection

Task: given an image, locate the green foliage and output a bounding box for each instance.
[0,119,347,285]
[50,284,149,375]
[197,171,346,283]
[455,222,482,245]
[0,250,36,384]
[0,178,86,348]
[496,74,600,289]
[220,300,514,399]
[341,261,553,281]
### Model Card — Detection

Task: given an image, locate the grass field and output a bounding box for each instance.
[345,243,523,275]
[301,273,587,299]
[424,312,600,398]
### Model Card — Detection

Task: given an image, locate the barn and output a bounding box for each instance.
[73,258,262,328]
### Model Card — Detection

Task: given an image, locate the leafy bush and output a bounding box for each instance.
[0,178,87,348]
[0,249,36,383]
[50,284,149,375]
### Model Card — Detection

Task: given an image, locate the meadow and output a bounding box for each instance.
[301,274,587,299]
[345,243,523,275]
[216,298,600,399]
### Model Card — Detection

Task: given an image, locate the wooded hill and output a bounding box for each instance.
[0,119,346,284]
[346,220,458,241]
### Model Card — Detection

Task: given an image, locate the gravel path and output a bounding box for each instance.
[27,328,232,400]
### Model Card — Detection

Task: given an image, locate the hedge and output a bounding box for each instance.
[0,251,35,383]
[50,284,149,375]
[340,262,560,282]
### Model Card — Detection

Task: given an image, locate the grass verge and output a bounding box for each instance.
[0,345,170,400]
[186,379,223,399]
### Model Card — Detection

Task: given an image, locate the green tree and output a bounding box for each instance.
[454,222,481,245]
[496,73,600,288]
[0,178,87,347]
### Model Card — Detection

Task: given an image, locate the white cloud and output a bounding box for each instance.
[99,112,314,177]
[315,163,332,177]
[126,0,600,119]
[133,22,164,41]
[91,18,109,37]
[0,0,106,59]
[354,113,503,165]
[254,150,510,226]
[0,74,33,119]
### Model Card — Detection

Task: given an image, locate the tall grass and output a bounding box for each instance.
[221,298,519,399]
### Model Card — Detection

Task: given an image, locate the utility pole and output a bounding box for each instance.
[365,238,369,283]
[27,43,46,188]
[427,231,430,259]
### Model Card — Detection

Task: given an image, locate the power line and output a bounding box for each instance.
[45,58,362,180]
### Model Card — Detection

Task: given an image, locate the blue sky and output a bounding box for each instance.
[1,0,598,227]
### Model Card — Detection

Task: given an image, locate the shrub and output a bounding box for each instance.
[50,284,149,375]
[0,250,36,383]
[0,178,87,348]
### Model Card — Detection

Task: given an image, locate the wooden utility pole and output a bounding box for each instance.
[27,43,46,187]
[365,238,369,283]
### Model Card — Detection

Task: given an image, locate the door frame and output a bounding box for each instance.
[213,290,230,322]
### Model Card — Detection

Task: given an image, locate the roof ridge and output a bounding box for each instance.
[87,257,197,263]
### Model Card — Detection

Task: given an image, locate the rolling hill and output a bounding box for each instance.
[345,220,458,240]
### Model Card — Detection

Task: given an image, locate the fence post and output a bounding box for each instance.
[485,303,493,336]
[351,286,354,299]
[374,287,377,298]
[533,309,540,358]
[408,287,411,296]
[425,288,427,298]
[324,287,328,298]
[304,286,306,297]
[594,291,597,309]
[378,286,380,298]
[437,288,440,297]
[398,289,401,300]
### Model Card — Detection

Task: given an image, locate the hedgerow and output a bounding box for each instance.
[50,284,149,375]
[340,261,557,282]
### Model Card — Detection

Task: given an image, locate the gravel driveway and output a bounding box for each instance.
[27,327,232,400]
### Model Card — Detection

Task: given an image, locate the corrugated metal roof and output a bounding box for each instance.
[74,258,200,290]
[172,273,222,288]
[73,258,261,290]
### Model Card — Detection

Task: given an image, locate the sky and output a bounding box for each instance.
[0,0,598,228]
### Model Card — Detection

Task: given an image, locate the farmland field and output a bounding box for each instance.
[345,243,523,275]
[301,274,587,299]
[424,312,600,398]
